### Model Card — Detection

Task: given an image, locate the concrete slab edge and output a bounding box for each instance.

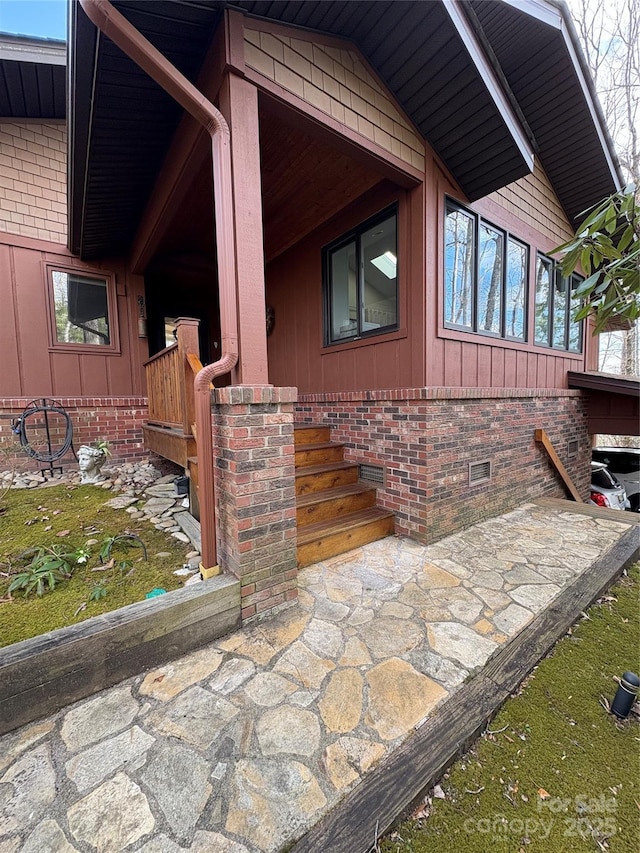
[290,526,640,853]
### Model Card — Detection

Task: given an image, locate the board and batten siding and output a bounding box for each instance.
[0,122,67,244]
[0,236,147,398]
[266,181,426,393]
[243,26,425,174]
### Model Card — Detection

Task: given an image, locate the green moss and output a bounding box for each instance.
[381,566,640,853]
[0,485,189,647]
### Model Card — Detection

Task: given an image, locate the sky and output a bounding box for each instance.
[0,0,67,40]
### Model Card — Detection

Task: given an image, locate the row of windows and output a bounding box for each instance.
[444,202,527,341]
[322,200,583,353]
[444,200,582,351]
[53,203,582,356]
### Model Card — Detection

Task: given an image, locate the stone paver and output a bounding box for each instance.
[0,503,632,852]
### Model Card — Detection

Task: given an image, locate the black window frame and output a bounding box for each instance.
[534,253,583,353]
[444,198,529,343]
[323,205,399,346]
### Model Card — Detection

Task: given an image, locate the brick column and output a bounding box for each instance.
[213,386,298,622]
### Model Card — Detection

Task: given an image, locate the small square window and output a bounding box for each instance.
[47,267,119,352]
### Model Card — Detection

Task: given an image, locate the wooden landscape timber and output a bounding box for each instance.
[290,519,639,853]
[0,574,240,736]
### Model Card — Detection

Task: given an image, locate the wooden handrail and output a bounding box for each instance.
[187,353,214,390]
[187,352,204,374]
[535,429,583,502]
[143,341,177,367]
[144,318,202,437]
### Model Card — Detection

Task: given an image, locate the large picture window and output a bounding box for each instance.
[444,200,527,342]
[535,254,582,352]
[324,207,398,345]
[47,267,119,352]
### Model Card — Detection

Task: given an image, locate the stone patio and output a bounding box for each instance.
[0,502,636,853]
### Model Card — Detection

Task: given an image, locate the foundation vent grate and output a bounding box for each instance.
[359,463,385,485]
[567,439,579,457]
[469,460,491,485]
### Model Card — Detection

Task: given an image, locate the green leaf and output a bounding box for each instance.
[580,248,592,274]
[617,225,635,253]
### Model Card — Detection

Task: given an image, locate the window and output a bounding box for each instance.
[534,255,582,352]
[47,267,119,351]
[324,207,398,344]
[444,200,527,341]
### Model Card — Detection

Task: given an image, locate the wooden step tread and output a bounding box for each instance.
[294,423,326,430]
[295,441,344,453]
[295,460,357,478]
[297,482,377,509]
[297,507,394,545]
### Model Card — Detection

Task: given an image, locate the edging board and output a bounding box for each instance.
[290,525,639,853]
[0,575,240,735]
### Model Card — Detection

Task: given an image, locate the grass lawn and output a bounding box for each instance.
[0,484,189,647]
[381,565,640,853]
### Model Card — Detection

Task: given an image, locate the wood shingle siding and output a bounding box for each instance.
[0,121,67,243]
[243,26,425,173]
[487,159,575,246]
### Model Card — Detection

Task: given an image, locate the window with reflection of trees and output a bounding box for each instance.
[535,254,582,352]
[444,200,527,341]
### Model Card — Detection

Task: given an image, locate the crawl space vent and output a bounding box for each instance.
[359,463,385,485]
[469,460,491,485]
[567,439,579,457]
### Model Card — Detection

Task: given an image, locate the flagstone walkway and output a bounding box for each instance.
[0,502,636,853]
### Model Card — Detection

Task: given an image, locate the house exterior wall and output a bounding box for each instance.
[0,233,148,400]
[296,388,590,543]
[427,157,589,390]
[0,121,67,244]
[485,159,575,246]
[266,180,426,393]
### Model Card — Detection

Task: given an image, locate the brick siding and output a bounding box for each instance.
[296,388,591,543]
[0,397,148,472]
[213,386,298,622]
[0,122,67,243]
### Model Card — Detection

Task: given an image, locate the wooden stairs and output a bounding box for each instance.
[295,423,395,568]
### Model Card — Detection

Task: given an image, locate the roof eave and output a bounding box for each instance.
[444,0,534,177]
[501,0,624,192]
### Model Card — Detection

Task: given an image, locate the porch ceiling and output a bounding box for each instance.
[68,0,622,260]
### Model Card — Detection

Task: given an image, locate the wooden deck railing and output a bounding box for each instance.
[144,318,201,436]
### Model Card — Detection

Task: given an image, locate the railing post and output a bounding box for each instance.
[175,317,200,437]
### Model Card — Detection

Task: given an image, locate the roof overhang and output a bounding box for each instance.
[67,0,622,260]
[469,0,623,221]
[568,371,640,398]
[568,371,640,437]
[0,33,66,119]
